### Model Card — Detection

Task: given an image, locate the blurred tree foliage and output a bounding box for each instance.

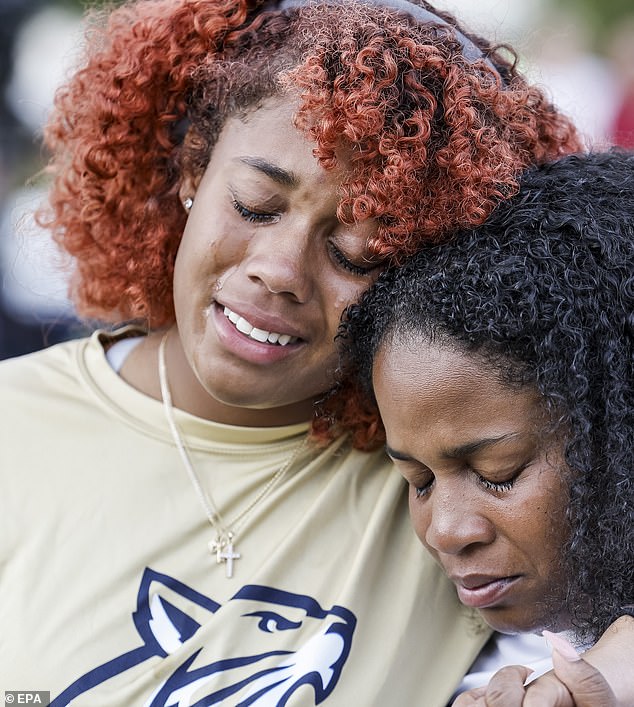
[53,0,121,11]
[548,0,633,51]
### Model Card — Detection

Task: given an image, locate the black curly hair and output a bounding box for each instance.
[337,149,634,642]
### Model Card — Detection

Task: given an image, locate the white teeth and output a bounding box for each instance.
[236,317,253,335]
[225,307,240,324]
[223,306,298,346]
[250,327,269,343]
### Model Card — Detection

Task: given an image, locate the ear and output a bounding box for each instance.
[133,567,221,656]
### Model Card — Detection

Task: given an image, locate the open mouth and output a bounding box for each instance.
[223,306,300,346]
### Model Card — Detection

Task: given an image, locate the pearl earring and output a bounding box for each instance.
[183,197,193,212]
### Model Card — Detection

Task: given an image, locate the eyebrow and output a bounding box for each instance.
[385,433,521,462]
[237,157,298,187]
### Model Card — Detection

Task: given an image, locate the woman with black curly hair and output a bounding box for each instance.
[2,0,630,704]
[338,150,634,705]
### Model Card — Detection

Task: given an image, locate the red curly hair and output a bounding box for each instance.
[40,0,581,445]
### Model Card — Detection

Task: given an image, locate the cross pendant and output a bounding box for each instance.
[217,542,241,578]
[208,538,241,578]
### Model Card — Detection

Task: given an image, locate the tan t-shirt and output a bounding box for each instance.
[0,331,490,706]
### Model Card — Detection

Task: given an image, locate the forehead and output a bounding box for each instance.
[373,336,542,442]
[374,336,493,400]
[208,97,345,191]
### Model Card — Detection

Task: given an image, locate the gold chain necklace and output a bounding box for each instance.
[158,331,307,578]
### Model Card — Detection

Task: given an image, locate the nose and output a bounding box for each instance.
[245,224,314,303]
[418,484,496,556]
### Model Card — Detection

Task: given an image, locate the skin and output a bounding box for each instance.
[121,97,382,425]
[372,335,571,635]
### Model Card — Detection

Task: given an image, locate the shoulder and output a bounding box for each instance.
[0,327,131,412]
[0,336,84,390]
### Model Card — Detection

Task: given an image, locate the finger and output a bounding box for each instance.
[521,670,575,707]
[551,649,617,707]
[480,665,534,707]
[451,686,486,705]
[543,631,617,707]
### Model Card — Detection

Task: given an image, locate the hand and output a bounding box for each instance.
[451,616,634,706]
[451,658,614,706]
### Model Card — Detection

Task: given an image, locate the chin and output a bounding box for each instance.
[480,608,569,636]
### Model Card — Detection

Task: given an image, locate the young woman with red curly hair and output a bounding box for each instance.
[3,1,626,704]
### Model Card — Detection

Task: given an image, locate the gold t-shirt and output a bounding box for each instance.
[0,331,489,706]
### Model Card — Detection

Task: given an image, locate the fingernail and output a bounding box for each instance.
[543,630,581,662]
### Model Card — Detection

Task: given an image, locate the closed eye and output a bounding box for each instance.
[474,462,529,494]
[232,198,279,224]
[329,242,379,277]
[413,476,434,498]
[394,464,435,499]
[243,610,302,633]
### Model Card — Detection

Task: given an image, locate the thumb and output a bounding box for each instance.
[544,631,617,707]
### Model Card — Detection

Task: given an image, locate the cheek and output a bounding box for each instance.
[325,280,372,331]
[541,489,571,561]
[509,482,570,566]
[210,222,252,271]
[174,220,248,305]
[180,210,249,269]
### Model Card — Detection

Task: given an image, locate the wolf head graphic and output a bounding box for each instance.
[52,568,356,706]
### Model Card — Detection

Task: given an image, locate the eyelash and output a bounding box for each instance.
[477,475,516,493]
[414,480,433,499]
[329,243,375,277]
[232,199,278,224]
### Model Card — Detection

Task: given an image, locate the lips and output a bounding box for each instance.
[223,306,300,346]
[452,574,521,610]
